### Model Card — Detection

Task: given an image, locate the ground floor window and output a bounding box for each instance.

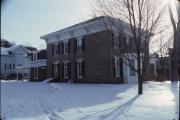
[54,63,58,78]
[13,64,15,69]
[64,62,70,78]
[34,67,38,80]
[113,56,120,77]
[129,59,136,76]
[76,60,84,78]
[5,64,6,70]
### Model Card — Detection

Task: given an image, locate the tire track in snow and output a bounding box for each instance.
[38,97,64,120]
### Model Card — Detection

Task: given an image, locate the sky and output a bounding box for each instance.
[1,0,177,51]
[1,0,92,50]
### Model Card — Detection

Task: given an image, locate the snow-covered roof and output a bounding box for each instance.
[41,16,150,44]
[1,47,11,55]
[1,45,34,56]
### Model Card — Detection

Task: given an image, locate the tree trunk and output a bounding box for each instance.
[137,52,143,94]
[169,1,180,82]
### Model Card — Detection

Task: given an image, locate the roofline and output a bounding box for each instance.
[40,16,106,40]
[40,16,152,40]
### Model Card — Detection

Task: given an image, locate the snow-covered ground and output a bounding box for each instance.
[1,80,179,120]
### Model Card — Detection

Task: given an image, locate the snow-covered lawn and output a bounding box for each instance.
[1,80,179,120]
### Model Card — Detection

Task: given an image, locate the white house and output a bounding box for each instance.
[0,45,36,78]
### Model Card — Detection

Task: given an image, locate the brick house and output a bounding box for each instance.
[41,16,145,83]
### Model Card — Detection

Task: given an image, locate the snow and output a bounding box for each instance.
[1,47,10,55]
[1,81,179,120]
[41,78,53,83]
[0,45,32,56]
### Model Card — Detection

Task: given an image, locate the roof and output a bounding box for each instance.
[25,46,37,51]
[40,16,150,41]
[0,45,34,56]
[40,16,107,39]
[1,47,10,55]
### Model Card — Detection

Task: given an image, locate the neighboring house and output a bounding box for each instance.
[41,16,149,83]
[22,50,47,81]
[0,45,37,79]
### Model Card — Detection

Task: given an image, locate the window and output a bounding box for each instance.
[8,51,12,55]
[129,59,136,76]
[5,64,6,70]
[54,43,58,56]
[114,56,120,77]
[64,62,69,78]
[13,64,15,69]
[114,34,119,49]
[64,41,69,54]
[77,60,83,78]
[33,53,37,61]
[10,64,11,70]
[77,39,82,52]
[34,68,38,80]
[126,37,130,48]
[54,63,58,78]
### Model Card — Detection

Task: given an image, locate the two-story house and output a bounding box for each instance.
[0,44,37,79]
[41,16,146,83]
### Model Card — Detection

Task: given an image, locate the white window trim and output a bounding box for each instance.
[77,37,82,52]
[54,42,58,56]
[63,40,69,55]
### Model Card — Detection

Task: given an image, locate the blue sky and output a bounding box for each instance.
[1,0,91,50]
[1,0,176,52]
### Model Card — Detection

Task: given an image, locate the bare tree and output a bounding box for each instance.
[92,0,167,94]
[169,0,180,82]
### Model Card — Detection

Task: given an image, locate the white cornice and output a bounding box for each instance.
[40,16,140,44]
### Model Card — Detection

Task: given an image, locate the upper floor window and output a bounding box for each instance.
[113,34,119,49]
[75,37,85,53]
[52,42,61,56]
[64,42,68,54]
[63,41,70,55]
[77,39,82,52]
[126,37,133,49]
[13,64,15,69]
[33,52,37,61]
[54,43,59,56]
